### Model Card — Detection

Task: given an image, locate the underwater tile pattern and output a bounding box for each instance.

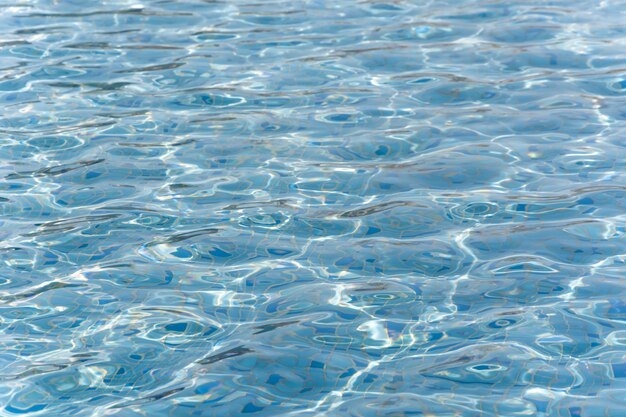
[1,0,626,416]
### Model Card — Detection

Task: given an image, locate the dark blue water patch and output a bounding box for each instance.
[414,83,501,105]
[307,238,470,277]
[438,7,511,21]
[500,48,590,71]
[355,51,425,73]
[371,154,512,192]
[482,25,559,44]
[466,221,625,265]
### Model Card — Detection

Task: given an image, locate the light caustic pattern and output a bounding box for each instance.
[0,0,626,416]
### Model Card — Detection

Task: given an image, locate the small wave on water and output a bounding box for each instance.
[1,0,626,416]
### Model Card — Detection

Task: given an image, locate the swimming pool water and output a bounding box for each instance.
[1,0,626,416]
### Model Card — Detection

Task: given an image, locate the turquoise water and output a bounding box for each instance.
[1,0,626,416]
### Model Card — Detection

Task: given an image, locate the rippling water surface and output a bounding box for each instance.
[1,0,626,416]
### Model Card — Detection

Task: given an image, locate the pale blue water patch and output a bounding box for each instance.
[0,0,625,416]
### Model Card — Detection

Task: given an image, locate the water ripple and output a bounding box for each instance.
[1,0,626,416]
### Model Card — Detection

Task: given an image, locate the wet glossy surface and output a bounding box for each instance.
[1,0,626,416]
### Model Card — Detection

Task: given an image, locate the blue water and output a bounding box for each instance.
[1,0,626,416]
